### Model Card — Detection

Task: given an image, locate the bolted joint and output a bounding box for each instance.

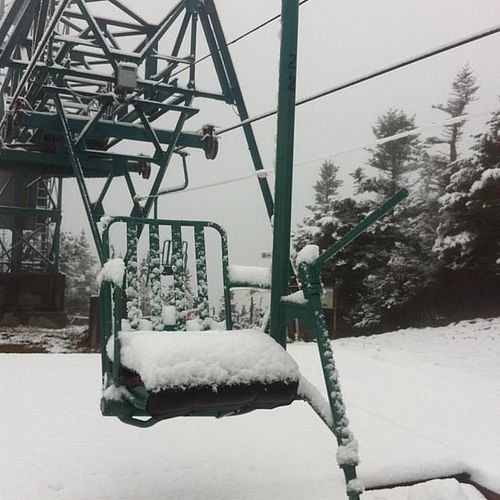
[186,0,203,13]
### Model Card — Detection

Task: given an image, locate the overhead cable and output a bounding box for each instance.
[217,23,500,135]
[170,0,311,79]
[161,105,500,196]
[293,106,500,167]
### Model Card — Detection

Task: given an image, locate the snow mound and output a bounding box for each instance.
[296,244,319,265]
[228,264,271,287]
[107,329,300,391]
[97,258,125,286]
[362,478,485,499]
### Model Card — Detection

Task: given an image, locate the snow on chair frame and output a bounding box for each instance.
[98,217,299,420]
[98,190,407,500]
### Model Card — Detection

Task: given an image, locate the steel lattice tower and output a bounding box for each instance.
[0,0,273,325]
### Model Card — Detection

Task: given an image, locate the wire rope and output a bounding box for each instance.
[158,105,500,197]
[169,0,311,79]
[217,23,500,135]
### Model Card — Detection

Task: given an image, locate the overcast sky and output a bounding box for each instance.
[62,0,500,267]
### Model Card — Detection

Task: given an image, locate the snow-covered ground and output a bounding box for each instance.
[0,325,88,353]
[1,318,499,499]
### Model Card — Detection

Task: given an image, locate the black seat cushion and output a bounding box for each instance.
[146,380,299,420]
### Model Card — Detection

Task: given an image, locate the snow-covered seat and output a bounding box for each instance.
[106,329,300,420]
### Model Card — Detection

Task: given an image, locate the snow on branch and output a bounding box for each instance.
[470,167,500,194]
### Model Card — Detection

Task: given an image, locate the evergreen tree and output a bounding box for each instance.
[293,160,372,332]
[216,290,267,330]
[59,229,98,314]
[294,160,343,252]
[310,160,342,213]
[434,110,500,271]
[353,109,422,199]
[429,64,478,164]
[423,65,479,202]
[349,109,434,328]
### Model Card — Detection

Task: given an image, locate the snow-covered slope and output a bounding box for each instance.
[1,318,499,499]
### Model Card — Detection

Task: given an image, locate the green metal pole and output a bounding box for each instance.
[11,173,25,273]
[53,93,105,264]
[51,177,63,273]
[269,0,300,347]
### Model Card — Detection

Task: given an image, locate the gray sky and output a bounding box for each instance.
[62,0,500,267]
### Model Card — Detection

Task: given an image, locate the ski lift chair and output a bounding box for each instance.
[98,190,406,500]
[99,218,300,425]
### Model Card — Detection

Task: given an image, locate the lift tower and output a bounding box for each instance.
[0,0,274,326]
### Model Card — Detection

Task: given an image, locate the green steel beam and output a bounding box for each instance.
[135,99,199,116]
[53,93,105,264]
[39,85,200,117]
[8,59,228,101]
[138,1,186,63]
[52,177,63,272]
[188,9,198,87]
[150,10,191,83]
[74,98,113,147]
[7,0,72,108]
[0,0,40,67]
[74,0,119,72]
[21,111,206,149]
[269,0,300,347]
[0,205,61,219]
[198,9,233,102]
[134,98,193,220]
[63,10,148,32]
[0,148,144,177]
[108,0,150,28]
[315,189,409,270]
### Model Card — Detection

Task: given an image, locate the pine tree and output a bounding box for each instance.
[230,290,268,330]
[353,109,422,200]
[293,160,372,333]
[429,64,478,164]
[294,160,343,252]
[423,65,479,204]
[59,229,98,315]
[311,160,342,213]
[349,109,434,329]
[434,111,500,271]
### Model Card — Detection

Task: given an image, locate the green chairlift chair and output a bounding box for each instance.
[98,189,407,500]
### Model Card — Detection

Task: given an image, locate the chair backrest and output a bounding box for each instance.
[100,216,233,339]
